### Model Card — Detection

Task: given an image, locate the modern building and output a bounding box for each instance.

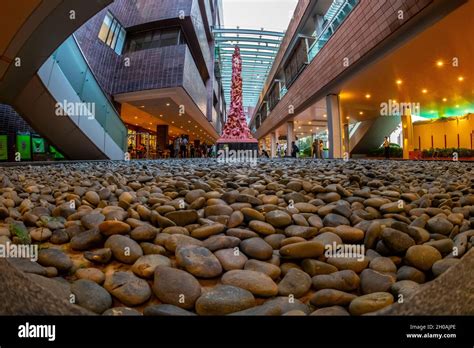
[249,0,473,159]
[0,0,226,161]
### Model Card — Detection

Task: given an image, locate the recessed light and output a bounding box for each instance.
[323,114,327,117]
[166,103,170,106]
[422,89,428,94]
[365,94,371,99]
[346,116,350,120]
[458,76,464,82]
[134,116,138,119]
[188,120,191,123]
[396,79,402,85]
[442,98,447,102]
[140,105,145,108]
[359,111,364,115]
[436,60,444,67]
[172,121,175,124]
[160,114,163,117]
[308,121,312,125]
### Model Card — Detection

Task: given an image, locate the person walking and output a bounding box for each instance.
[319,140,324,159]
[312,139,319,159]
[291,141,299,158]
[180,135,188,158]
[174,137,181,158]
[383,136,390,159]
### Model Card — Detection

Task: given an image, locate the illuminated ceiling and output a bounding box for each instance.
[214,27,284,108]
[339,0,473,121]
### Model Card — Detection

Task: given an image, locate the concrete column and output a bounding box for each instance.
[326,94,343,159]
[286,121,294,156]
[401,111,414,160]
[270,132,276,158]
[343,123,350,158]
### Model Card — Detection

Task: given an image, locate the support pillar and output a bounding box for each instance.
[326,94,343,159]
[286,121,294,157]
[270,132,276,158]
[401,112,414,159]
[156,125,169,153]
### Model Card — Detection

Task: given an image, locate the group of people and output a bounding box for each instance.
[170,135,216,158]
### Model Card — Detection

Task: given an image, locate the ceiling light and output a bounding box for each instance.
[365,94,371,99]
[396,79,402,85]
[422,89,428,94]
[160,114,163,117]
[442,98,447,102]
[134,116,138,119]
[172,121,175,124]
[346,116,350,120]
[166,103,170,106]
[188,120,191,123]
[308,121,312,125]
[456,105,460,108]
[436,60,444,67]
[458,76,464,82]
[323,114,327,118]
[359,111,364,115]
[140,105,145,108]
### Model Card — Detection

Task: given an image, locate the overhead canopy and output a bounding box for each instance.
[214,27,284,108]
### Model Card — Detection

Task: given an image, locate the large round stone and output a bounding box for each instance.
[152,266,201,309]
[37,248,73,272]
[278,268,311,298]
[104,271,151,306]
[405,245,442,271]
[312,270,360,291]
[381,228,415,252]
[360,269,395,294]
[131,254,171,278]
[195,285,256,315]
[71,279,112,314]
[349,292,394,315]
[310,289,357,307]
[214,248,248,270]
[265,210,292,227]
[176,245,222,278]
[221,270,278,297]
[240,237,273,260]
[104,235,143,264]
[279,241,324,259]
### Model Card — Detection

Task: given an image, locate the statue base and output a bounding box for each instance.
[216,138,259,152]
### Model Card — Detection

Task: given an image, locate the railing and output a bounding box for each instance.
[51,36,128,151]
[307,0,358,62]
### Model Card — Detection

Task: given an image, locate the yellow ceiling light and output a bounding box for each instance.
[166,103,170,106]
[365,94,371,99]
[396,79,402,85]
[458,76,464,82]
[442,98,447,102]
[422,89,428,94]
[323,114,327,118]
[436,60,444,67]
[359,111,364,115]
[308,121,312,125]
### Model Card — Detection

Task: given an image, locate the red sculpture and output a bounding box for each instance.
[217,46,258,143]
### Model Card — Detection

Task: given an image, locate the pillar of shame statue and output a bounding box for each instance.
[216,46,258,155]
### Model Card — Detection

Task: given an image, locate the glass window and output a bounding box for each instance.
[98,11,126,55]
[115,28,126,54]
[98,12,113,43]
[125,27,184,53]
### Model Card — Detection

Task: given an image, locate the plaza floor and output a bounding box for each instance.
[0,158,473,315]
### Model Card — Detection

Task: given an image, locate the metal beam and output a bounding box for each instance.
[217,43,280,51]
[214,27,285,37]
[215,36,282,45]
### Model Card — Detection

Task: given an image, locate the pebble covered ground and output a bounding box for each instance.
[0,159,473,316]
